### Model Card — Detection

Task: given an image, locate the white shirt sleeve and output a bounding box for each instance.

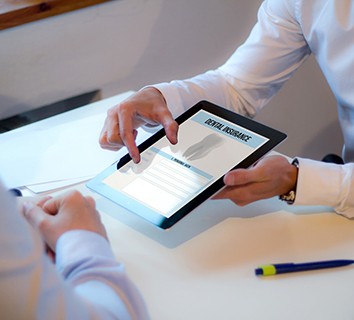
[153,0,310,118]
[151,0,354,217]
[0,181,149,320]
[295,158,354,218]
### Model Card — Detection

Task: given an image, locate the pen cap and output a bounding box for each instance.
[255,265,276,276]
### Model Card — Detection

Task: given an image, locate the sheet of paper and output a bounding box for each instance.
[0,91,151,190]
[26,176,94,194]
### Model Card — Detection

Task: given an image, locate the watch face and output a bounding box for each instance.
[279,191,295,204]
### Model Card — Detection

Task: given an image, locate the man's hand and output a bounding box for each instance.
[22,190,107,252]
[214,155,298,206]
[99,87,179,163]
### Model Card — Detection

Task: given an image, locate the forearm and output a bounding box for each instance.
[56,230,148,320]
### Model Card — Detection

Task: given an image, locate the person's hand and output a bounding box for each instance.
[99,87,179,163]
[21,190,107,252]
[213,155,298,206]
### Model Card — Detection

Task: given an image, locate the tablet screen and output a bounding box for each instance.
[87,101,286,229]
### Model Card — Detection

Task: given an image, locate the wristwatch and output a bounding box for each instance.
[279,158,299,204]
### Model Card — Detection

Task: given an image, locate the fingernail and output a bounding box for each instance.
[224,174,234,185]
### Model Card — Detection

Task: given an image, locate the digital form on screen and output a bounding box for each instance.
[102,110,269,219]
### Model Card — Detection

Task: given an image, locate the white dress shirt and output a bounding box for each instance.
[153,0,354,217]
[0,181,149,320]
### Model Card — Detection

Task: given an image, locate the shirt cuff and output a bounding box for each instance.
[150,83,186,119]
[295,157,354,218]
[55,230,116,275]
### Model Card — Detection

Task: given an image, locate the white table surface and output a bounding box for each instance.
[89,187,354,320]
[4,92,354,320]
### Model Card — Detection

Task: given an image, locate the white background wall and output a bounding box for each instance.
[0,0,343,160]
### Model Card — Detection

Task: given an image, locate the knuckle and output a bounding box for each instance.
[107,105,119,117]
[117,104,132,118]
[65,190,83,202]
[70,190,82,198]
[99,133,107,146]
[37,218,51,233]
[106,130,118,144]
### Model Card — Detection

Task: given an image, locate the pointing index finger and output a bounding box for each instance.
[118,109,140,163]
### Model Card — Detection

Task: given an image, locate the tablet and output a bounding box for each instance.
[87,100,286,229]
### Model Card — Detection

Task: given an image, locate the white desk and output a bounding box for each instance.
[3,93,354,320]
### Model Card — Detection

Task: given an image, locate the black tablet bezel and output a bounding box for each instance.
[87,100,286,229]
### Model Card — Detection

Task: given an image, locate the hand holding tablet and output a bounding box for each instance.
[88,101,286,229]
